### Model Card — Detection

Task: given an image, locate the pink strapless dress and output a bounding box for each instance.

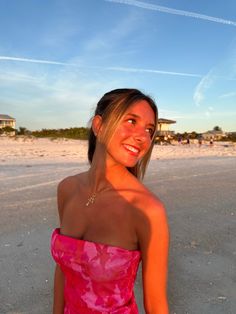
[51,228,141,313]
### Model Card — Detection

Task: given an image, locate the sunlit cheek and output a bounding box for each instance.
[119,125,133,136]
[145,136,153,150]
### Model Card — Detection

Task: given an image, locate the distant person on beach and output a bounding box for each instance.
[210,137,214,146]
[198,135,202,147]
[51,89,169,313]
[178,135,182,144]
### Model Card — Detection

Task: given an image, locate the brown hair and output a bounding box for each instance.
[88,88,158,179]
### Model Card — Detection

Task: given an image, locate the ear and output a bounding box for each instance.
[92,115,103,137]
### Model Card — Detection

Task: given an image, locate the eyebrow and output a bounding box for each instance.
[125,113,155,129]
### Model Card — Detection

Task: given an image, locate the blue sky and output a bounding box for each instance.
[0,0,235,133]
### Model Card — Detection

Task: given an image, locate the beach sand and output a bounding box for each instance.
[0,137,236,313]
[0,136,236,164]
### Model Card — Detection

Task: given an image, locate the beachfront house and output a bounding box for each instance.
[202,129,226,141]
[156,118,176,138]
[0,114,16,135]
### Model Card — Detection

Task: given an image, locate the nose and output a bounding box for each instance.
[133,126,150,143]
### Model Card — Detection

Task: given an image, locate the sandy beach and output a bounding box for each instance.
[0,136,236,164]
[0,137,236,313]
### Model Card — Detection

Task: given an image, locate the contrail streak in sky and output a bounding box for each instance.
[106,0,236,26]
[0,55,202,78]
[0,56,76,66]
[105,66,202,78]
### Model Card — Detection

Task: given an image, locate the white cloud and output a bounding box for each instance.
[193,55,236,107]
[219,92,236,98]
[0,64,120,129]
[0,70,42,84]
[193,70,215,106]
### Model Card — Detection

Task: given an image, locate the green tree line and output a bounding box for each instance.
[0,126,89,140]
[32,127,89,139]
[1,125,236,142]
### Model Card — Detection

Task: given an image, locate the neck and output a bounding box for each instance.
[87,145,130,193]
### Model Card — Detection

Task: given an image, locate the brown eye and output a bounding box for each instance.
[127,119,136,124]
[146,128,154,136]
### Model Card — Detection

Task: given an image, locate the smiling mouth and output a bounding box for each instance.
[123,144,140,154]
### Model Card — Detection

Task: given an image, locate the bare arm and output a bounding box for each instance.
[137,200,169,314]
[52,179,68,313]
[53,265,65,314]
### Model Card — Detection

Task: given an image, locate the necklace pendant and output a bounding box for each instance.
[86,193,96,206]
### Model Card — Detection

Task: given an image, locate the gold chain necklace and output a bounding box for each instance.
[86,193,97,206]
[85,185,112,207]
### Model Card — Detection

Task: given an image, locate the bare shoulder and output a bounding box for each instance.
[126,176,167,223]
[134,182,166,217]
[143,191,167,221]
[133,185,169,244]
[57,174,81,196]
[57,172,87,223]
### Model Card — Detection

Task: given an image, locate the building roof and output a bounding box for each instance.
[158,118,176,124]
[0,114,15,120]
[204,130,224,135]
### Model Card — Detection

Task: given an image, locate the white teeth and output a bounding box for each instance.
[124,144,139,153]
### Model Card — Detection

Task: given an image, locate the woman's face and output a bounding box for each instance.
[105,100,156,168]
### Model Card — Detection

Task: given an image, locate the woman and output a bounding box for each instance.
[51,88,169,313]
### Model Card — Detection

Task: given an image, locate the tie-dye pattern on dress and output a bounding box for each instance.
[51,228,141,313]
